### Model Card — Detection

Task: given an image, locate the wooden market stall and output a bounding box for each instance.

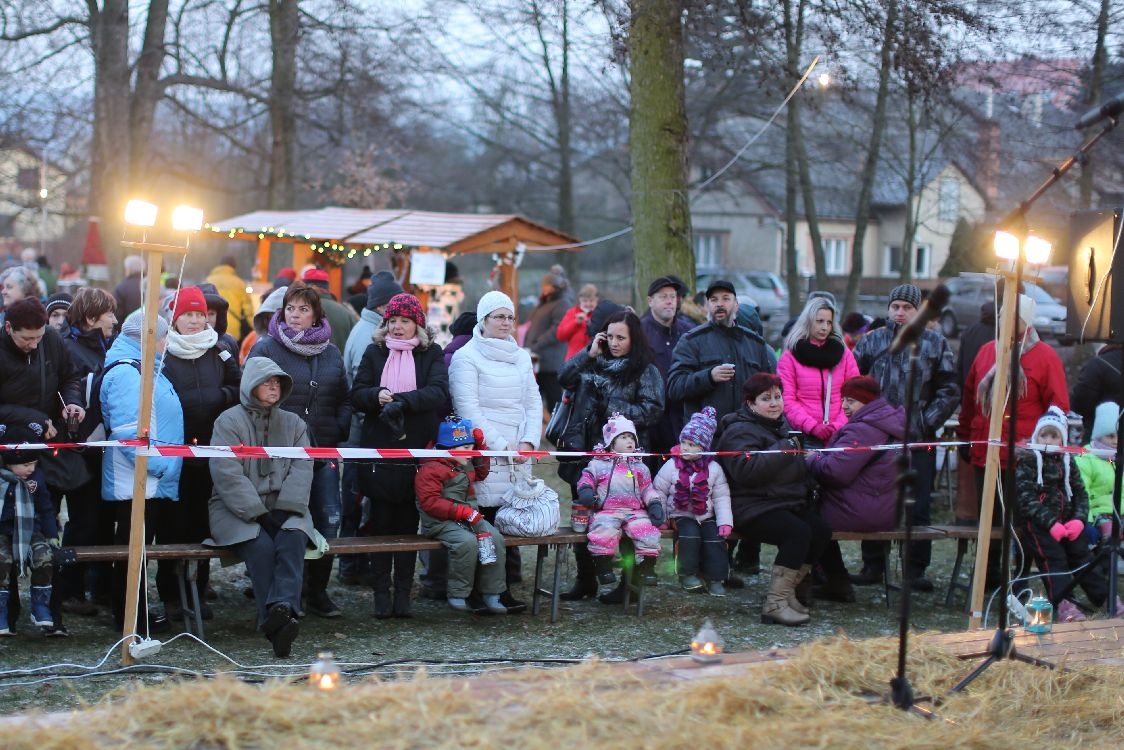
[204,207,580,302]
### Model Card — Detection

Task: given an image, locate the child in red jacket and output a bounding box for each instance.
[415,417,514,614]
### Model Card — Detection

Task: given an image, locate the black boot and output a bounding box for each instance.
[598,576,628,604]
[373,591,392,619]
[592,555,616,585]
[305,557,341,617]
[560,544,598,600]
[636,557,658,586]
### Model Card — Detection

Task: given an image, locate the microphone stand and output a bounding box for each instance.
[881,338,936,717]
[948,119,1118,692]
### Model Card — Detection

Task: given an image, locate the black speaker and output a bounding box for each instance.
[1066,208,1124,342]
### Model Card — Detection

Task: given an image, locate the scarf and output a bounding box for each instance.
[670,445,712,515]
[0,468,35,575]
[472,326,522,363]
[976,328,1040,417]
[1092,437,1117,454]
[166,327,219,360]
[269,311,332,357]
[791,337,844,370]
[380,336,420,393]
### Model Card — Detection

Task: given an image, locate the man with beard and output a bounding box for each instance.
[667,280,777,424]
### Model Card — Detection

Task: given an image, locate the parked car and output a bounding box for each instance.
[939,272,1067,341]
[695,269,790,321]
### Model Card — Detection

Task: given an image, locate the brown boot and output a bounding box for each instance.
[761,565,810,626]
[789,564,811,615]
[814,574,856,603]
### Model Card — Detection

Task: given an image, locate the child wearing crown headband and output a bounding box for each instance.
[1015,405,1124,622]
[651,407,731,596]
[415,416,515,615]
[576,413,663,589]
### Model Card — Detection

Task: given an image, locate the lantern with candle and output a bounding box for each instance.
[1025,596,1053,634]
[690,620,725,663]
[309,650,342,690]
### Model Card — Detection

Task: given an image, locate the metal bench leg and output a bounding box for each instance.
[882,541,894,609]
[946,539,969,608]
[550,544,564,624]
[175,562,193,632]
[186,561,205,638]
[532,544,548,617]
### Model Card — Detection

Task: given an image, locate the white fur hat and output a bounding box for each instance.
[602,413,638,448]
[476,290,515,322]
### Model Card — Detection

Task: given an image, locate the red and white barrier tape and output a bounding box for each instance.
[0,439,1114,461]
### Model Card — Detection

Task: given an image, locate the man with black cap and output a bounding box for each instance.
[851,283,959,591]
[343,270,403,386]
[667,279,776,423]
[641,275,697,451]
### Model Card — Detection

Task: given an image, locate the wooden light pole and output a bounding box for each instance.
[118,202,199,664]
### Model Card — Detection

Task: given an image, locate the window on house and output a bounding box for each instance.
[885,244,932,277]
[823,238,847,275]
[16,168,39,192]
[692,231,727,268]
[938,177,960,222]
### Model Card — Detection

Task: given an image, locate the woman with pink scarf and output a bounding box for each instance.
[350,293,450,618]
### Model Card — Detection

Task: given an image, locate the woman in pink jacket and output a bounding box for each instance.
[776,296,859,447]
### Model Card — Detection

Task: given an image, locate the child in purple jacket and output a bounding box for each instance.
[577,414,663,588]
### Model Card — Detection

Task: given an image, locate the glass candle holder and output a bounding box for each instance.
[1025,597,1053,634]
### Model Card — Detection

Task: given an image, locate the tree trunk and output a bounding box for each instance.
[129,0,170,189]
[899,90,921,284]
[268,0,299,210]
[546,0,578,279]
[1079,0,1110,210]
[89,0,132,272]
[629,0,693,306]
[843,0,898,311]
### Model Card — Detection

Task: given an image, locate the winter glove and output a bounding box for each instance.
[258,513,283,538]
[379,401,406,441]
[577,485,597,509]
[646,501,666,526]
[810,423,832,442]
[718,525,733,539]
[1049,522,1067,543]
[1063,518,1085,541]
[472,428,487,450]
[455,505,484,527]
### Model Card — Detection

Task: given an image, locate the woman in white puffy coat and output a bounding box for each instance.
[449,291,542,594]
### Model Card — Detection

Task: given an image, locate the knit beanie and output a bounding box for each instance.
[1091,401,1120,441]
[477,290,515,321]
[841,311,871,335]
[602,413,638,448]
[366,271,403,311]
[197,282,229,312]
[257,286,288,318]
[303,268,330,286]
[436,416,474,448]
[45,292,72,316]
[382,293,426,328]
[841,375,881,405]
[680,406,717,449]
[888,284,922,309]
[1031,405,1072,497]
[121,308,169,342]
[172,286,208,323]
[276,267,297,282]
[0,422,46,465]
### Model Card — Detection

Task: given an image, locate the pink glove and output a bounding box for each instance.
[1049,522,1067,542]
[718,525,733,539]
[1063,519,1085,541]
[811,424,832,442]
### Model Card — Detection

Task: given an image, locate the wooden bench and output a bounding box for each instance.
[65,524,997,635]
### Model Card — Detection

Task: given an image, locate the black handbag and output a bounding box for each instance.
[545,390,574,446]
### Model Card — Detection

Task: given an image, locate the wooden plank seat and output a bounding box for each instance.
[64,526,990,636]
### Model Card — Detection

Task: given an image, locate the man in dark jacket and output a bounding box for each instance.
[113,255,144,318]
[640,275,696,452]
[302,268,358,353]
[667,280,777,425]
[523,266,572,411]
[1070,344,1124,433]
[851,283,960,590]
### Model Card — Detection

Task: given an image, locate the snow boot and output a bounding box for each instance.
[30,586,54,628]
[592,555,616,585]
[790,564,811,615]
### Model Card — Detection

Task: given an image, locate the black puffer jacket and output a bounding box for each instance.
[852,322,959,440]
[1069,345,1124,430]
[350,340,449,449]
[0,326,84,428]
[1014,450,1089,531]
[557,350,664,451]
[715,406,810,527]
[248,335,351,447]
[163,346,242,445]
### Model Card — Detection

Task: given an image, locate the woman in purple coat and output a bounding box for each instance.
[805,375,905,602]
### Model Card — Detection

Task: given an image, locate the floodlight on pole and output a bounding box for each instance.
[124,200,158,228]
[171,206,204,232]
[1024,235,1052,266]
[993,230,1020,261]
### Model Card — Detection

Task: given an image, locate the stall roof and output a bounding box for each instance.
[206,207,580,254]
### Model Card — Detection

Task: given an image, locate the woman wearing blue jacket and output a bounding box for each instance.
[101,309,184,635]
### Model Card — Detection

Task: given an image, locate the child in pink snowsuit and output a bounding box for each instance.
[577,413,663,587]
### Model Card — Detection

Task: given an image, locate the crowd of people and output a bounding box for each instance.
[1,247,1123,655]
